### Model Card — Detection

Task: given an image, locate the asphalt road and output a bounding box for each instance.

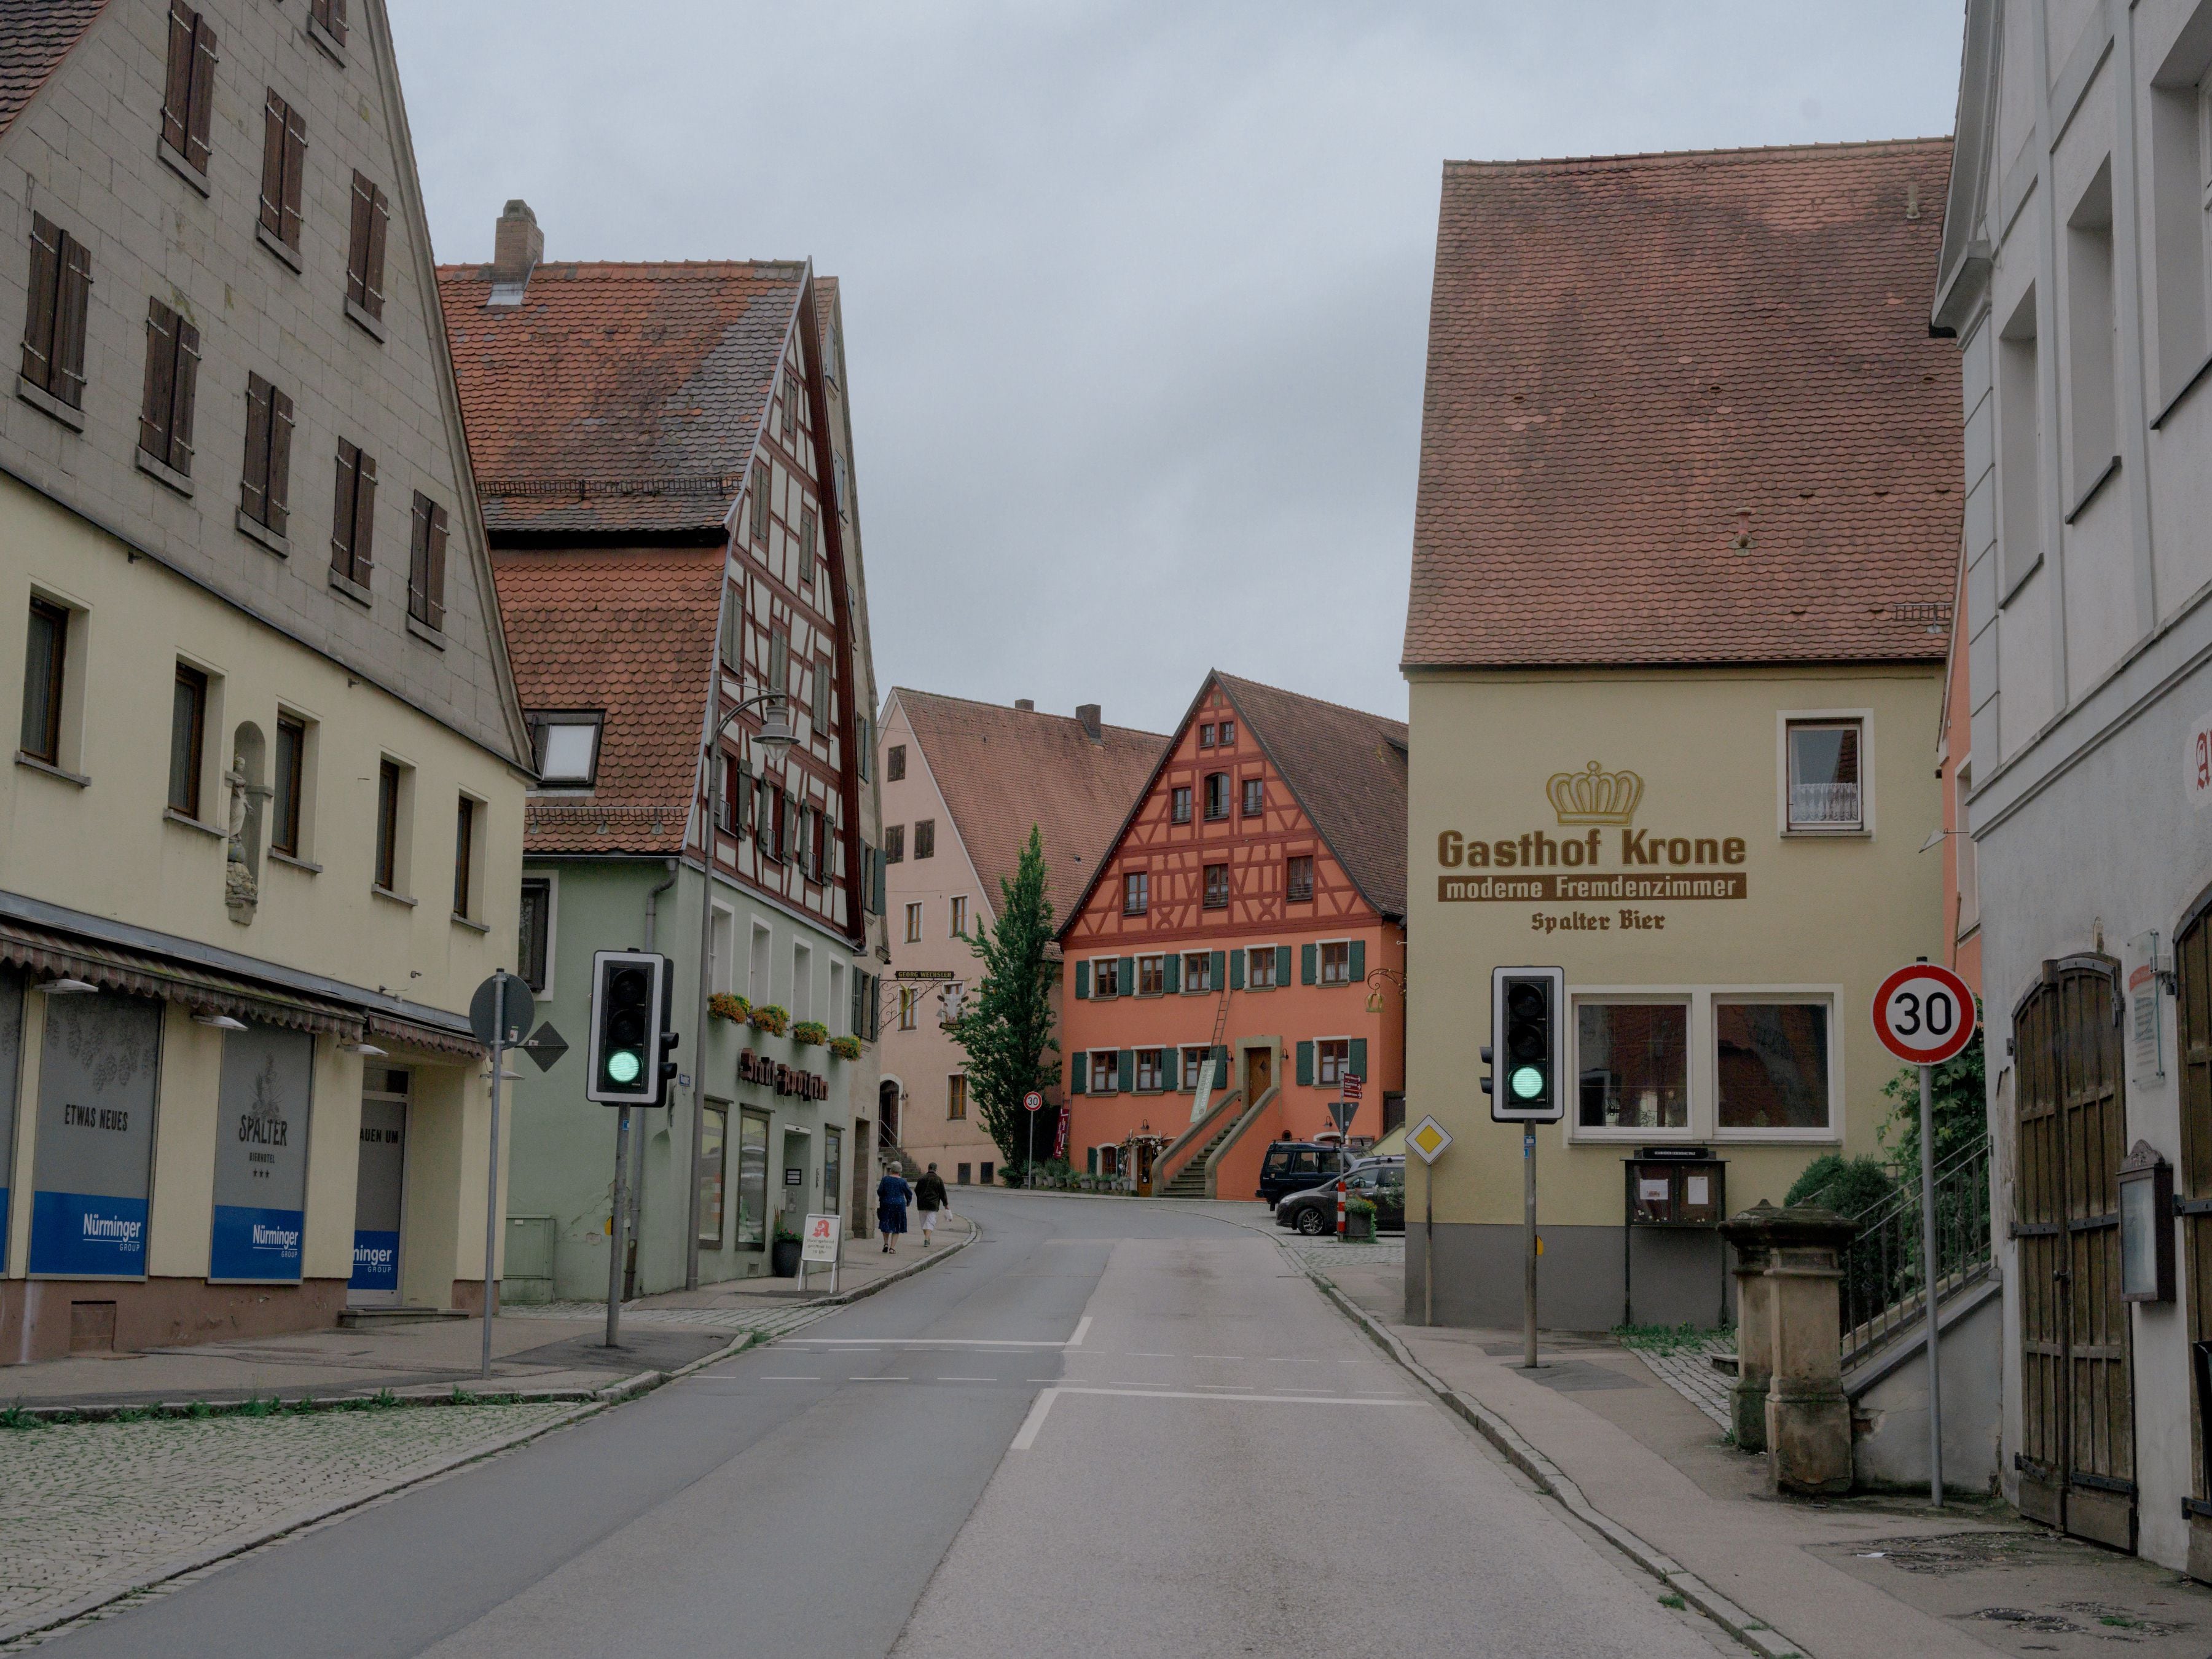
[42,1192,1740,1658]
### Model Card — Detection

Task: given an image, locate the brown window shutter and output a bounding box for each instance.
[347,173,372,306]
[259,93,287,240]
[140,300,178,461]
[364,184,388,317]
[185,18,215,171]
[265,384,294,533]
[162,2,194,157]
[168,315,200,473]
[281,106,308,249]
[407,493,428,621]
[53,233,91,408]
[331,441,359,575]
[21,213,60,390]
[240,373,272,522]
[351,450,377,579]
[313,0,349,47]
[426,501,448,630]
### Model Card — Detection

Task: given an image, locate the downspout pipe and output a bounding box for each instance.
[632,859,678,1287]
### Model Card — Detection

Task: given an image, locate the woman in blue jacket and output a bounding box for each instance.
[875,1169,912,1254]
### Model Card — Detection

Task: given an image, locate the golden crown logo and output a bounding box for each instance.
[1547,761,1644,826]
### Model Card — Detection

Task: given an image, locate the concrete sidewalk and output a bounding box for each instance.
[1314,1254,2212,1659]
[0,1213,975,1412]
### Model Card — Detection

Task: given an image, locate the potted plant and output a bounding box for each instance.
[1345,1195,1376,1242]
[791,1019,829,1047]
[749,1003,790,1037]
[770,1215,803,1277]
[708,991,751,1025]
[827,1033,862,1060]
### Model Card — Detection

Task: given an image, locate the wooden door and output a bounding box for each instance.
[2013,957,2136,1551]
[1245,1046,1272,1104]
[2175,906,2212,1577]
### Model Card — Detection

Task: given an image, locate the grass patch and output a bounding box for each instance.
[1658,1592,1687,1610]
[1613,1321,1730,1357]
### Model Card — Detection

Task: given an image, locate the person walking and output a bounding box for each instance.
[875,1167,912,1255]
[915,1163,947,1247]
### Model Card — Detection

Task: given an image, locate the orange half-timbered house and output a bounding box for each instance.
[1057,673,1407,1198]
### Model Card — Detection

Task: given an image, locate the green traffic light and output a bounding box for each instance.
[606,1050,642,1084]
[1509,1065,1545,1100]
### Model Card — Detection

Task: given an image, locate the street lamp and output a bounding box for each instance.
[685,683,798,1290]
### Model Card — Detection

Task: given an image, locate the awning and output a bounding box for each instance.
[363,1011,484,1061]
[0,919,363,1038]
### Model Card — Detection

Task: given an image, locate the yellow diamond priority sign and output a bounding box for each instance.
[1406,1115,1453,1165]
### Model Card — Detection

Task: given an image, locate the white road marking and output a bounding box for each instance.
[786,1338,1073,1349]
[852,1376,909,1382]
[1127,1351,1177,1358]
[759,1375,820,1381]
[1193,1355,1245,1361]
[1011,1386,1416,1451]
[1067,1316,1092,1347]
[937,1375,996,1382]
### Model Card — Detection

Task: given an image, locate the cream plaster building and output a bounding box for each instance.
[0,0,531,1360]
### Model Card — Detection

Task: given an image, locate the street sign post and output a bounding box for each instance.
[1328,1099,1357,1137]
[467,970,531,1381]
[1481,966,1564,1371]
[1023,1089,1043,1186]
[1870,958,1978,1509]
[801,1212,841,1296]
[1406,1115,1453,1328]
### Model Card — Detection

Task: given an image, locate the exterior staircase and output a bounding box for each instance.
[1160,1108,1241,1199]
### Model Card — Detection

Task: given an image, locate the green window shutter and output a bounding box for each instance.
[1276,945,1292,986]
[1349,1037,1368,1078]
[1119,957,1135,994]
[1213,1044,1230,1080]
[1164,954,1180,994]
[1350,940,1366,981]
[1296,1041,1314,1086]
[1075,960,1090,1000]
[1086,1147,1098,1174]
[1072,1054,1087,1094]
[1301,943,1317,986]
[1230,951,1245,990]
[1210,949,1226,988]
[1118,1049,1134,1092]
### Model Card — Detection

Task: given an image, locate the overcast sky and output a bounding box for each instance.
[390,1,1967,735]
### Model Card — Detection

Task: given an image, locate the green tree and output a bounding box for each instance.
[1877,1006,1988,1174]
[947,826,1062,1177]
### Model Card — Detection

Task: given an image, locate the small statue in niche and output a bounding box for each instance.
[224,753,257,912]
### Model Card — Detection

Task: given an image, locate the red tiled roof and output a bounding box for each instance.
[438,261,806,536]
[1405,139,1962,670]
[491,547,720,855]
[894,691,1167,919]
[0,1,106,141]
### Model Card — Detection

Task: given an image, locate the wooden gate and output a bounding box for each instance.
[2174,904,2212,1579]
[2013,955,2136,1551]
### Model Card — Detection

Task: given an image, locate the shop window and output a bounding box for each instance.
[1135,1048,1164,1091]
[1203,773,1230,820]
[1716,1002,1831,1132]
[698,1104,729,1244]
[1577,1002,1688,1130]
[1247,946,1279,990]
[1137,954,1164,995]
[1320,940,1351,986]
[1204,863,1230,909]
[736,1109,769,1247]
[1183,951,1212,992]
[1171,786,1192,824]
[1784,719,1864,831]
[1123,871,1148,915]
[1241,777,1263,817]
[947,1075,967,1120]
[1317,1039,1351,1086]
[1285,855,1313,903]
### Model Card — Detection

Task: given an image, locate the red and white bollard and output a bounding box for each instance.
[1336,1179,1347,1239]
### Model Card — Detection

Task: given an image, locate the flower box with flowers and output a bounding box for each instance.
[791,1020,830,1048]
[748,1003,790,1037]
[708,992,751,1025]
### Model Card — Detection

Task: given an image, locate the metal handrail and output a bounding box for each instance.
[1837,1135,1992,1370]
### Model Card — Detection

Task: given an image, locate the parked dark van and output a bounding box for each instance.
[1257,1141,1351,1209]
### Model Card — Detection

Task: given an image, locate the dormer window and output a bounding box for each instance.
[530,712,603,787]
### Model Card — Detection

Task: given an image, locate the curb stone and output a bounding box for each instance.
[1277,1239,1811,1659]
[0,1224,981,1647]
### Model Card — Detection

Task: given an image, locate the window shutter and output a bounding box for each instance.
[1349,940,1365,982]
[184,16,216,171]
[140,300,178,461]
[720,584,740,665]
[1075,960,1089,1000]
[280,103,308,248]
[330,441,359,574]
[259,92,288,238]
[873,850,886,915]
[736,759,753,830]
[1276,946,1292,986]
[1210,950,1226,989]
[1301,943,1317,986]
[240,374,272,523]
[1118,1050,1134,1093]
[769,630,786,694]
[21,214,59,390]
[350,450,376,579]
[265,385,294,534]
[168,315,200,473]
[1164,954,1180,994]
[1071,1055,1086,1095]
[1296,1041,1314,1087]
[812,661,830,731]
[1229,950,1244,990]
[347,172,374,307]
[1213,1044,1229,1081]
[53,234,90,407]
[162,4,194,155]
[851,967,864,1035]
[363,182,388,317]
[425,504,447,629]
[1349,1038,1367,1079]
[1118,957,1134,996]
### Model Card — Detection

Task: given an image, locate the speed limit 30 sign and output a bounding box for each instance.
[1872,962,1977,1065]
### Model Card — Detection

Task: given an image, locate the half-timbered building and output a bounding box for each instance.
[441,209,887,1299]
[1057,673,1407,1198]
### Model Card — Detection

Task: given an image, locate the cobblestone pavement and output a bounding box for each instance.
[0,1402,582,1644]
[1622,1336,1736,1430]
[1277,1233,1406,1271]
[500,1300,834,1337]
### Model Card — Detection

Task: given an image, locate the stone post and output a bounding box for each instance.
[1717,1202,1779,1453]
[1720,1202,1858,1496]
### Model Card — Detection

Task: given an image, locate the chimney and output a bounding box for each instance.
[487,200,543,307]
[1014,699,1035,713]
[1076,704,1102,741]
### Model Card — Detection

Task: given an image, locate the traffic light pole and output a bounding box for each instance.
[606,1105,632,1349]
[482,972,509,1382]
[1523,1124,1538,1370]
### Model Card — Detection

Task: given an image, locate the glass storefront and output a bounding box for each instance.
[210,1024,314,1282]
[736,1108,769,1247]
[29,991,163,1277]
[698,1102,728,1244]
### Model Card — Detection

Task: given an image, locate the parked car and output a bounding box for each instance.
[1257,1141,1352,1209]
[1276,1159,1406,1236]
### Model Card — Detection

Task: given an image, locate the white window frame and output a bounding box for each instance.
[709,901,735,995]
[949,894,968,937]
[1245,944,1281,990]
[519,868,558,994]
[1180,1044,1211,1088]
[830,960,847,1035]
[1135,1046,1166,1092]
[530,712,603,791]
[1317,938,1354,986]
[1775,709,1874,837]
[1315,1035,1352,1087]
[1562,985,1843,1147]
[1089,1049,1119,1094]
[1135,953,1166,996]
[1089,955,1124,998]
[905,902,923,944]
[792,940,814,1022]
[748,920,774,1003]
[1182,951,1212,993]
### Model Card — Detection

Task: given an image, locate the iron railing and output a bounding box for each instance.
[1836,1134,1992,1370]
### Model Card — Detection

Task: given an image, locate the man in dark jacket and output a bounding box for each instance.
[915,1163,948,1246]
[876,1169,911,1254]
